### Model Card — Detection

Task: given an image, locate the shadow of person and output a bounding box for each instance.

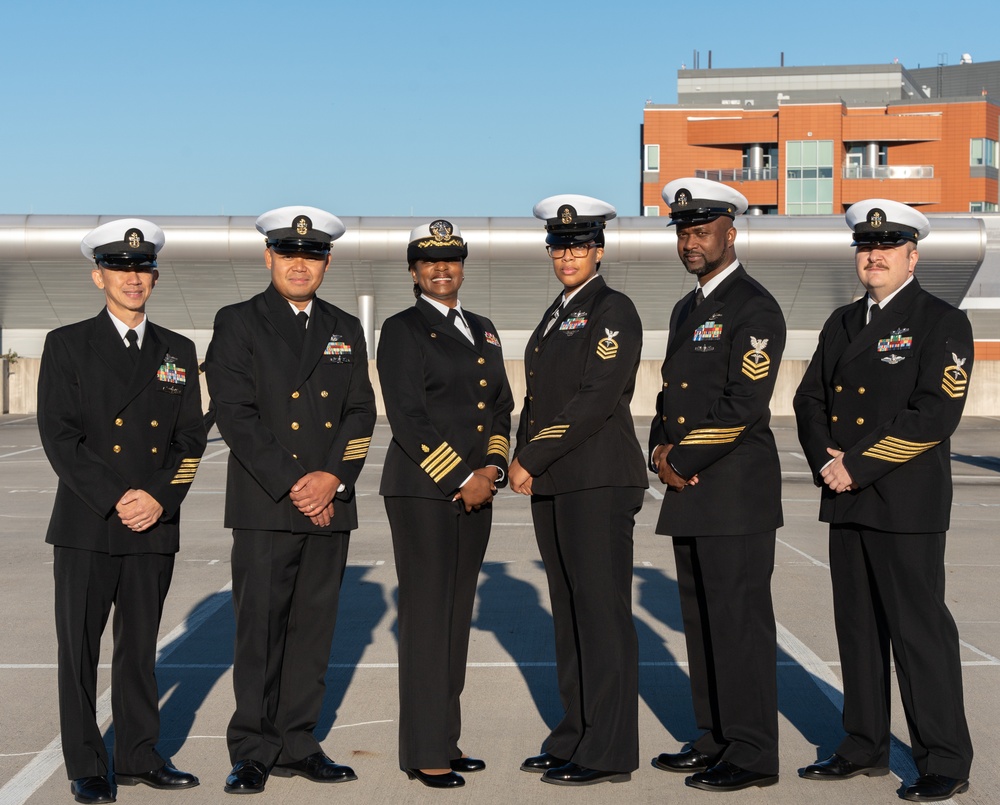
[633,566,697,742]
[104,589,236,766]
[313,565,390,741]
[473,560,562,729]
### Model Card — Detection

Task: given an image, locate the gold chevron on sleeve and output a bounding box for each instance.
[941,365,969,399]
[420,441,462,482]
[862,436,940,463]
[342,437,372,461]
[530,424,570,441]
[741,350,771,381]
[487,435,510,458]
[170,457,201,485]
[679,426,746,446]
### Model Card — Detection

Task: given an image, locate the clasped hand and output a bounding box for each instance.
[290,471,340,527]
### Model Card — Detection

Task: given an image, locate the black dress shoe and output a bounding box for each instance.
[116,761,199,789]
[652,747,716,773]
[903,773,970,802]
[402,768,465,788]
[70,777,115,804]
[520,751,569,773]
[686,761,779,792]
[271,752,357,783]
[224,760,268,794]
[541,762,631,786]
[450,756,486,773]
[800,753,889,780]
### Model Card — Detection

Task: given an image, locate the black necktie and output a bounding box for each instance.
[868,304,880,325]
[125,329,139,364]
[297,311,309,331]
[544,301,565,336]
[694,288,705,307]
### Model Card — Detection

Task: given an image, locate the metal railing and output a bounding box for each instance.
[694,168,777,182]
[842,165,934,179]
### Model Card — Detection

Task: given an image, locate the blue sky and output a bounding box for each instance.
[2,0,994,217]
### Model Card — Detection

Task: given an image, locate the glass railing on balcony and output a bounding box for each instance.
[694,168,777,182]
[842,165,934,179]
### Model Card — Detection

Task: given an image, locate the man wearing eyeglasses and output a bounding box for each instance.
[37,219,206,804]
[510,194,647,786]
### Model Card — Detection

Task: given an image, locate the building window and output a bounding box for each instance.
[644,144,660,172]
[785,140,834,215]
[970,201,999,212]
[643,206,660,216]
[970,138,998,167]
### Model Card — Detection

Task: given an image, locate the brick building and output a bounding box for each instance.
[641,60,1000,216]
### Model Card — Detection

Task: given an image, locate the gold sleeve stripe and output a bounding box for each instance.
[862,436,940,463]
[342,437,372,460]
[942,366,968,399]
[679,426,746,446]
[420,442,463,482]
[530,425,569,441]
[487,435,510,457]
[170,457,201,484]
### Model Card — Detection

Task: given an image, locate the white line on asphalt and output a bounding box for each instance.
[775,622,917,782]
[0,581,234,805]
[777,537,830,568]
[646,487,664,500]
[959,639,1000,664]
[0,418,36,426]
[200,446,231,461]
[0,446,43,460]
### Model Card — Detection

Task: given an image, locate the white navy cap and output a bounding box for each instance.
[846,198,929,246]
[661,178,748,226]
[407,219,468,263]
[255,206,346,254]
[81,218,164,268]
[533,194,616,246]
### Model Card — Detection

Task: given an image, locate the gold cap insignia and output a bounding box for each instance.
[675,189,690,205]
[559,205,575,225]
[295,216,311,235]
[429,219,453,241]
[126,229,142,249]
[868,209,884,229]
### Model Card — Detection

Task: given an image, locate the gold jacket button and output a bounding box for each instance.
[832,415,839,422]
[681,382,689,389]
[662,415,667,421]
[835,385,843,393]
[529,395,534,401]
[479,379,487,387]
[150,420,158,428]
[325,421,333,429]
[534,346,539,353]
[291,422,300,430]
[528,371,534,377]
[321,390,329,398]
[113,445,122,453]
[291,391,300,399]
[677,416,686,424]
[858,387,866,394]
[530,419,535,425]
[856,417,864,425]
[663,381,669,388]
[292,454,298,459]
[477,402,486,410]
[114,417,123,427]
[430,332,437,338]
[477,357,486,365]
[151,447,158,454]
[477,425,484,432]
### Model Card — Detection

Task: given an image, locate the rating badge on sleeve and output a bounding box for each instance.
[741,337,771,381]
[941,352,968,398]
[596,329,619,360]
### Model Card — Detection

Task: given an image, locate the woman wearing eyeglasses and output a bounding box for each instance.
[508,195,647,786]
[377,220,514,789]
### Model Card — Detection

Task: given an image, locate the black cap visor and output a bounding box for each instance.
[852,228,918,247]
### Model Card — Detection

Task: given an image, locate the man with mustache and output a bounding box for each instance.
[794,199,973,802]
[649,178,785,792]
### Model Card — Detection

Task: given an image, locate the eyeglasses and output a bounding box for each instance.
[546,243,596,258]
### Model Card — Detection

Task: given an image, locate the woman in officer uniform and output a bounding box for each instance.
[509,195,647,786]
[377,220,514,789]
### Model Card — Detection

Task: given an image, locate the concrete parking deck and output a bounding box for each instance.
[1,414,997,805]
